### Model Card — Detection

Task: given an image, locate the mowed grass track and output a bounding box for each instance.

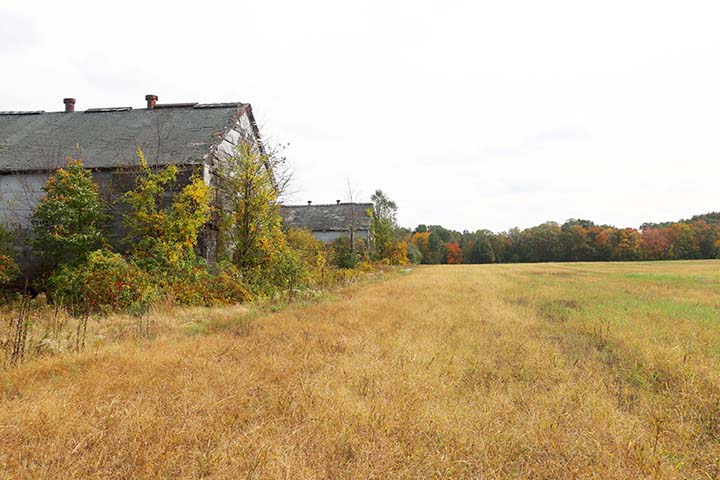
[3,262,720,478]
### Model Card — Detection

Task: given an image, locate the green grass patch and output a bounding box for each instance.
[616,272,720,287]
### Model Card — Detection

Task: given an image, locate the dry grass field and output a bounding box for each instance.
[2,261,720,478]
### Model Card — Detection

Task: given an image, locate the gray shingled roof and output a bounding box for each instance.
[281,203,373,232]
[0,103,250,172]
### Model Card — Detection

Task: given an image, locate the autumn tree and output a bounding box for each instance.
[614,228,643,261]
[216,143,284,268]
[641,228,670,260]
[123,149,213,273]
[411,230,432,264]
[217,143,306,293]
[594,227,616,261]
[402,211,720,265]
[445,242,463,264]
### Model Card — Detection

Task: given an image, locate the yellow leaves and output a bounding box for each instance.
[183,178,212,202]
[389,241,409,265]
[136,147,148,169]
[410,231,431,250]
[124,150,214,271]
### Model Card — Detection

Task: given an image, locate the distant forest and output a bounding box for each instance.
[405,212,720,264]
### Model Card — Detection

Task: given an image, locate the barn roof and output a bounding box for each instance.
[0,103,257,173]
[281,203,373,232]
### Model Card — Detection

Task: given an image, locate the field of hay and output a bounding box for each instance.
[2,261,720,478]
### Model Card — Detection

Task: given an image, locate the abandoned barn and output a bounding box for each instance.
[0,95,263,277]
[280,201,373,244]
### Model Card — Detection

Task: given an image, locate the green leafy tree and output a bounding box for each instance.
[31,159,108,267]
[406,241,423,264]
[371,189,406,263]
[562,225,597,261]
[690,220,718,258]
[330,237,361,269]
[516,222,563,262]
[370,189,396,259]
[668,223,698,259]
[463,236,496,263]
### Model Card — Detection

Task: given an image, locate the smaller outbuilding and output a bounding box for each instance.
[280,201,373,244]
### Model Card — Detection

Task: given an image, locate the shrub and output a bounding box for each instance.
[0,224,19,286]
[268,248,307,294]
[286,228,326,283]
[166,262,250,306]
[48,249,158,316]
[164,262,216,306]
[210,263,252,304]
[386,240,409,265]
[0,254,19,285]
[329,237,361,269]
[241,246,307,298]
[324,266,361,286]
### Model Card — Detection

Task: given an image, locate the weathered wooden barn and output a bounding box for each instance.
[0,95,263,277]
[280,201,373,244]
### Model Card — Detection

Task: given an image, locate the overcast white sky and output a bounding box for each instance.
[1,1,719,231]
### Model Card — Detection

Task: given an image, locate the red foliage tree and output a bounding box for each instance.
[641,228,670,260]
[445,242,463,264]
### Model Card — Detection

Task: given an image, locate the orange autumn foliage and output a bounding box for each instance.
[445,242,463,264]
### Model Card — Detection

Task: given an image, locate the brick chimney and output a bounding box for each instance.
[145,94,158,109]
[63,98,76,113]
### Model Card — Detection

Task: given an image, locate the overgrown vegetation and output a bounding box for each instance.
[122,148,213,276]
[48,249,158,316]
[215,143,308,297]
[0,148,400,363]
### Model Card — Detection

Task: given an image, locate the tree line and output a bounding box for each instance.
[404,214,720,264]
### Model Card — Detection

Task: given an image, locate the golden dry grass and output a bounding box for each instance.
[2,262,720,478]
